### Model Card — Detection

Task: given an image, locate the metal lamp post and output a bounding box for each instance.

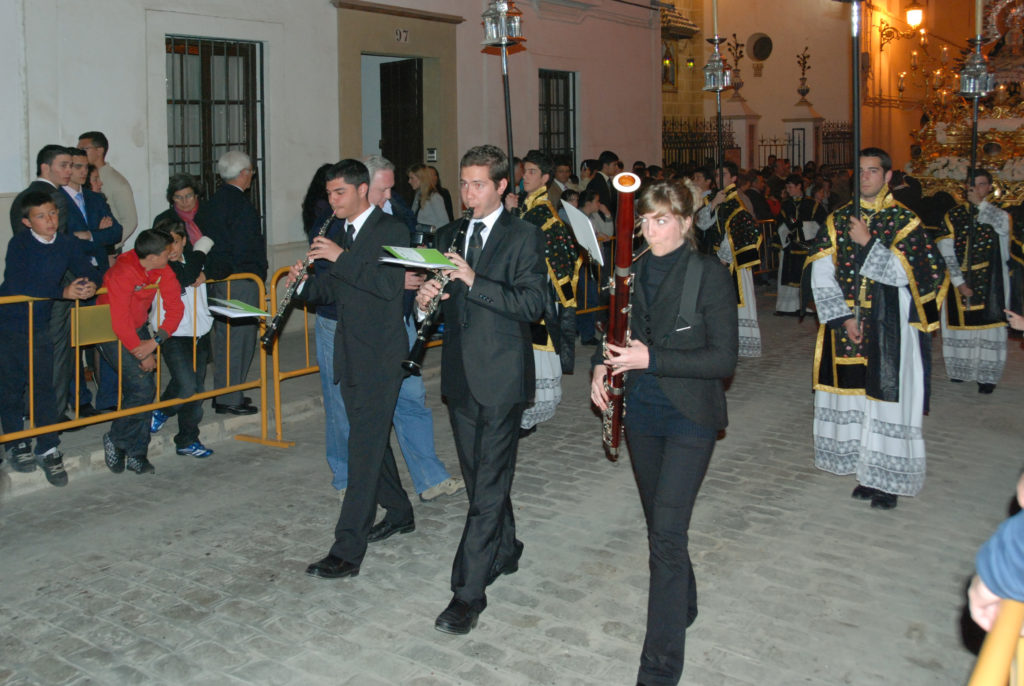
[957,6,996,307]
[703,32,731,191]
[482,1,525,192]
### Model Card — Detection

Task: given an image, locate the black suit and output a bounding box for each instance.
[301,206,412,565]
[10,180,69,235]
[195,184,268,406]
[585,173,615,217]
[434,209,547,608]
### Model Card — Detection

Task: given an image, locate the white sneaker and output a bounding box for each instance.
[419,477,466,502]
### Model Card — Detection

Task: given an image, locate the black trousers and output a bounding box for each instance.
[328,376,412,566]
[627,431,716,686]
[447,394,525,609]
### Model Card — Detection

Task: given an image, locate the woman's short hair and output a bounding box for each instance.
[166,173,200,205]
[637,181,697,247]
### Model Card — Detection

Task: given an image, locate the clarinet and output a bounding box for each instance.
[260,213,334,346]
[602,173,642,461]
[401,208,474,375]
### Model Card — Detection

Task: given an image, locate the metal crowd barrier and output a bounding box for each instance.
[968,599,1024,686]
[0,273,280,450]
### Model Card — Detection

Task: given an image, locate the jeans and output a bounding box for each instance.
[159,333,210,447]
[98,327,155,458]
[0,330,60,455]
[316,313,450,493]
[315,314,351,491]
[626,430,716,686]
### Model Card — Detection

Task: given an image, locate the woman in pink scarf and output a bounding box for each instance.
[154,174,205,244]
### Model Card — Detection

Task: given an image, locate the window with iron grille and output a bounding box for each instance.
[538,69,576,169]
[165,35,266,233]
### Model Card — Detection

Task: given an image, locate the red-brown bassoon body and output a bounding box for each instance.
[602,172,642,461]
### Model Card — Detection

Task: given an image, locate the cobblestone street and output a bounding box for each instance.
[1,290,1021,685]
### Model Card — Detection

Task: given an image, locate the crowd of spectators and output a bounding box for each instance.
[2,136,266,486]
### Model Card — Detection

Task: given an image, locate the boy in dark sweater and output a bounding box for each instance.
[97,228,183,475]
[0,192,100,485]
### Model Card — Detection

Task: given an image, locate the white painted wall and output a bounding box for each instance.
[9,0,339,258]
[3,0,660,265]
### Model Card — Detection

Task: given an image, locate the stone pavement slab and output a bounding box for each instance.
[1,288,1022,685]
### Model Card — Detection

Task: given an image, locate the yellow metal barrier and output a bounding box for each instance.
[969,599,1024,686]
[0,273,285,449]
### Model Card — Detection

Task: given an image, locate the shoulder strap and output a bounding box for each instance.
[676,251,704,322]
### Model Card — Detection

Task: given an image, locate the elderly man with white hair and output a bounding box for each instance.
[195,150,268,415]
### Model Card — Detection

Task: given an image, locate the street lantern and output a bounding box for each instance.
[482,1,523,47]
[905,1,924,29]
[482,1,525,191]
[702,38,731,92]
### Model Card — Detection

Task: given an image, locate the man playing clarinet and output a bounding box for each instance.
[415,144,547,634]
[289,159,414,579]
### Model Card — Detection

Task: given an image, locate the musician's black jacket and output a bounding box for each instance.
[592,244,737,431]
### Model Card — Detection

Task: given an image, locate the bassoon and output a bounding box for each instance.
[601,172,642,461]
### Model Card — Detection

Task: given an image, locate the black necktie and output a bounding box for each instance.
[344,222,355,249]
[466,222,484,269]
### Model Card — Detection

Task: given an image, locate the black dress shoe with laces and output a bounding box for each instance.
[305,554,359,579]
[367,519,415,543]
[434,598,481,635]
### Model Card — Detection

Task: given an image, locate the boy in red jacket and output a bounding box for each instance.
[97,228,183,474]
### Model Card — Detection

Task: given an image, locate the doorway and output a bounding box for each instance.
[361,54,423,207]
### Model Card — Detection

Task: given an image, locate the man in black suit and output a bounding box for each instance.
[585,149,620,217]
[416,145,547,635]
[195,150,268,415]
[10,145,72,235]
[295,159,414,580]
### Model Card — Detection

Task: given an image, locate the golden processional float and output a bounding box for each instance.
[908,0,1024,204]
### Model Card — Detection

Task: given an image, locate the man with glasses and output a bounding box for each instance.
[196,150,267,415]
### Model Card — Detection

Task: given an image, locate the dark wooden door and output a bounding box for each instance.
[380,58,423,206]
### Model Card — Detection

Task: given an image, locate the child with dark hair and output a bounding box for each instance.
[97,228,183,475]
[148,220,216,457]
[0,192,100,485]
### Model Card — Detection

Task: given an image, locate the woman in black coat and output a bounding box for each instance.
[591,180,738,686]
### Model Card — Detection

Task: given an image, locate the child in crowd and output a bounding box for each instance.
[148,220,216,458]
[0,192,100,485]
[97,228,183,475]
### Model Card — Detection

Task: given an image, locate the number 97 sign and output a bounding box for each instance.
[394,29,409,43]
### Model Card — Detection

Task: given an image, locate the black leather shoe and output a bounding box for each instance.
[487,540,524,586]
[851,485,882,501]
[870,492,898,510]
[306,554,359,579]
[213,402,258,415]
[434,598,480,635]
[367,519,415,543]
[978,383,996,394]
